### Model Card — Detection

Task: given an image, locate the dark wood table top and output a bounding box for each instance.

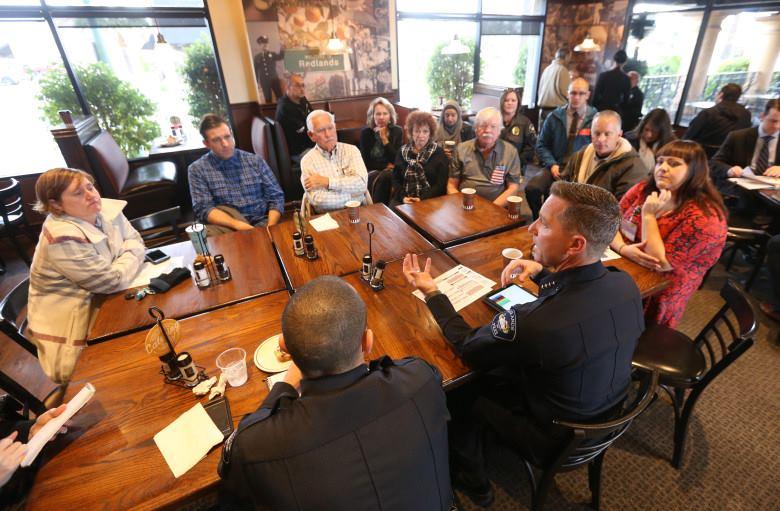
[445,227,670,298]
[759,189,780,207]
[88,228,286,343]
[343,249,496,387]
[269,203,434,289]
[394,193,525,248]
[27,292,289,511]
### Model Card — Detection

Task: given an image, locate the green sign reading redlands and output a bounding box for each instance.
[284,49,345,73]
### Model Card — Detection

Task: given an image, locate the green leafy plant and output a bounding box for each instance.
[716,57,750,73]
[648,55,680,76]
[426,39,476,108]
[181,35,228,126]
[512,44,528,87]
[36,62,159,158]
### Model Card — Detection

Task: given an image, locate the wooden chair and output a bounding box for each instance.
[367,169,393,205]
[722,226,770,291]
[0,178,35,271]
[632,280,756,468]
[251,116,281,185]
[84,131,178,219]
[519,368,658,511]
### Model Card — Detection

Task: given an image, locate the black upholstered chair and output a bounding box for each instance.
[83,131,178,219]
[266,117,305,202]
[520,368,658,511]
[0,178,35,271]
[129,206,182,248]
[251,116,281,185]
[632,280,756,468]
[367,169,393,205]
[0,278,36,358]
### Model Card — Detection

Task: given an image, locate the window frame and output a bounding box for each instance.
[624,0,780,127]
[395,2,547,106]
[0,1,232,135]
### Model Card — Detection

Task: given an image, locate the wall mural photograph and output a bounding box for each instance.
[243,0,393,103]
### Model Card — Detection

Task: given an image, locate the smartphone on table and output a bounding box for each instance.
[145,249,170,264]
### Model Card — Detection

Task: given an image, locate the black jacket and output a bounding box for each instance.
[274,95,314,157]
[219,357,452,511]
[710,126,780,183]
[593,68,631,113]
[392,145,450,202]
[359,125,404,171]
[684,101,752,148]
[426,262,643,424]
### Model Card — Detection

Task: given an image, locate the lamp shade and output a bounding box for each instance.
[441,35,469,55]
[574,34,601,52]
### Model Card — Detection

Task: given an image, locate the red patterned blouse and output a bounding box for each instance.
[619,181,727,328]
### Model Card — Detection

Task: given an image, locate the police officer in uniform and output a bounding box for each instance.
[218,276,453,510]
[254,35,284,103]
[404,181,643,506]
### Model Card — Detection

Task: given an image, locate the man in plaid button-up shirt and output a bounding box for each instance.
[300,110,368,213]
[189,115,285,235]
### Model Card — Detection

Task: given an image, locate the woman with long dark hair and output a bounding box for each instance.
[498,87,536,171]
[610,140,727,327]
[625,108,677,172]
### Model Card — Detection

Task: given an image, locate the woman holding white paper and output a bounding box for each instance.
[0,405,66,504]
[28,168,145,383]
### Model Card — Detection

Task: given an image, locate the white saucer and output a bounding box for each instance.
[254,334,292,373]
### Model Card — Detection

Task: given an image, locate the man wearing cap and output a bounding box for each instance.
[254,35,284,103]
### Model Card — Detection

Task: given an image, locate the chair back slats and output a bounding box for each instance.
[0,278,37,357]
[695,281,757,371]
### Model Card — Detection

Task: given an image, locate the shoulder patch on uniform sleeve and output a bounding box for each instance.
[490,309,517,342]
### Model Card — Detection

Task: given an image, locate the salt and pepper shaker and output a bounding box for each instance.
[193,260,210,288]
[304,235,318,260]
[361,254,372,281]
[293,231,305,257]
[214,254,231,281]
[370,260,386,291]
[176,352,199,382]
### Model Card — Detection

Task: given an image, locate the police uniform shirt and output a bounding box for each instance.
[218,356,453,511]
[425,261,644,423]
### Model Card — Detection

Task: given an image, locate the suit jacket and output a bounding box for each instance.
[593,68,631,113]
[219,357,452,511]
[710,127,780,183]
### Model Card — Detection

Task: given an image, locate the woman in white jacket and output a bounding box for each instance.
[28,168,145,383]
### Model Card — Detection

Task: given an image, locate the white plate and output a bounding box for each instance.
[254,334,292,373]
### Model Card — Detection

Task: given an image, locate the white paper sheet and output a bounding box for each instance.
[123,256,184,290]
[309,213,340,232]
[728,177,776,190]
[413,265,496,311]
[601,247,621,261]
[153,403,224,478]
[21,383,95,467]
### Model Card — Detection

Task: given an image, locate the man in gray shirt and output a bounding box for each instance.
[448,107,522,207]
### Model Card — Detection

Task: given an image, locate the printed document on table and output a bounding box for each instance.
[728,177,777,190]
[413,265,496,311]
[601,247,621,261]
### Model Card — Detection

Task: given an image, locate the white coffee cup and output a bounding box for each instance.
[502,247,523,266]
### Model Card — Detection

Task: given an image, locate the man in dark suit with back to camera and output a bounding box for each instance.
[404,182,643,506]
[274,72,314,160]
[218,276,453,511]
[684,83,752,152]
[592,49,631,113]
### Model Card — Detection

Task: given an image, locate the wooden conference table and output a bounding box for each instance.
[88,228,286,343]
[28,199,669,510]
